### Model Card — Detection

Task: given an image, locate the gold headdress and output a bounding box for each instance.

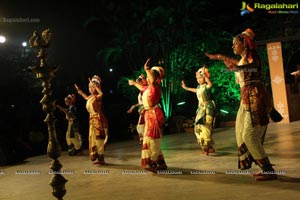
[91,75,101,85]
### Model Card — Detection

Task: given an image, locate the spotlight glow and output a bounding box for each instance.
[177,101,186,105]
[220,109,229,114]
[0,35,6,43]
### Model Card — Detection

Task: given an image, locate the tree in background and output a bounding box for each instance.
[116,30,242,122]
[96,1,239,121]
[88,0,300,123]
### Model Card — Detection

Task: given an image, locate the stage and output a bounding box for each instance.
[0,121,299,200]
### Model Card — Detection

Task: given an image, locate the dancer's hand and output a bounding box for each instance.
[127,106,134,113]
[56,105,67,113]
[74,83,80,91]
[181,80,189,91]
[128,80,135,86]
[144,58,151,70]
[205,53,222,60]
[291,70,300,77]
[74,83,84,96]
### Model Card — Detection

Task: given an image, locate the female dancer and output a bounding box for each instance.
[181,66,216,155]
[128,58,167,172]
[75,75,108,165]
[57,94,82,156]
[206,28,279,181]
[127,74,148,144]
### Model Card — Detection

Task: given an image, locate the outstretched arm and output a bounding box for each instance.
[56,105,73,120]
[181,80,197,93]
[224,56,260,72]
[206,52,239,71]
[128,80,144,91]
[56,105,67,114]
[127,103,141,113]
[74,83,89,100]
[205,53,239,65]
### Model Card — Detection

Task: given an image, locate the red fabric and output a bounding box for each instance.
[140,85,148,94]
[141,158,150,167]
[147,85,161,106]
[144,107,165,138]
[143,84,165,138]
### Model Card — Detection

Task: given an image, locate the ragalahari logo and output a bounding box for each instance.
[240,1,299,15]
[240,2,255,16]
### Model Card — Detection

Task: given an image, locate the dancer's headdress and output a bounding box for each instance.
[136,74,146,82]
[151,66,165,84]
[65,94,76,105]
[196,65,210,78]
[91,75,101,85]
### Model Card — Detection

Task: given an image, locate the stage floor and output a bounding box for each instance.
[1,121,300,200]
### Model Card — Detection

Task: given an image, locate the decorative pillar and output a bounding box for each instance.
[267,42,290,123]
[29,29,67,199]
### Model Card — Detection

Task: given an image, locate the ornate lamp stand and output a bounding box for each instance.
[29,29,67,200]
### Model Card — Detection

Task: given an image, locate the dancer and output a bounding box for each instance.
[57,94,82,156]
[128,58,167,172]
[181,65,216,155]
[127,74,148,144]
[75,75,108,165]
[206,28,281,181]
